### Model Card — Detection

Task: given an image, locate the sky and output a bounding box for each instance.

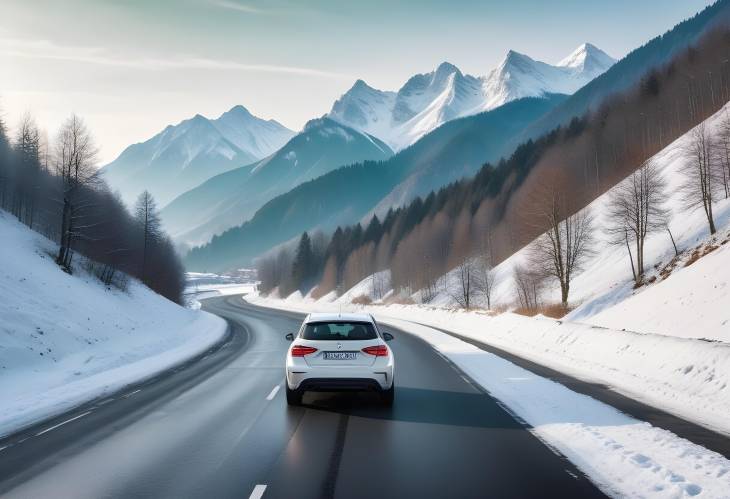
[0,0,717,164]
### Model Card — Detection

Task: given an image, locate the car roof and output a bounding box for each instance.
[305,312,374,324]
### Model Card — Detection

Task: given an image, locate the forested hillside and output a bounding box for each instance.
[257,20,730,300]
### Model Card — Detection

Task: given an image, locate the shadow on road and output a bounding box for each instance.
[299,386,525,429]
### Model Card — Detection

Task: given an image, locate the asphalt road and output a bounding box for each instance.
[0,295,605,498]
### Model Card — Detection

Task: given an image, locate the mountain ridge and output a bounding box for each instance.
[102,105,295,207]
[327,43,615,151]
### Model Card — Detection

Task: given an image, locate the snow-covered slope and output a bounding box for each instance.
[102,105,295,207]
[0,210,226,437]
[328,43,615,150]
[360,102,730,342]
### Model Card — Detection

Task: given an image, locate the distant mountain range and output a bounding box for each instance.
[184,95,565,272]
[160,118,393,248]
[183,0,730,273]
[102,105,295,206]
[103,43,613,241]
[327,43,615,151]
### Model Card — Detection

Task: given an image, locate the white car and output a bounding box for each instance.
[284,313,395,406]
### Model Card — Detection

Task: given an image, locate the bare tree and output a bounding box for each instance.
[474,229,496,310]
[681,122,719,234]
[718,112,730,199]
[134,190,163,280]
[371,271,391,301]
[529,186,594,308]
[13,113,41,227]
[475,254,496,310]
[513,264,544,312]
[605,158,669,283]
[54,114,99,269]
[450,256,476,310]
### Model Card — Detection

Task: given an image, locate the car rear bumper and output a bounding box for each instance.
[286,366,393,391]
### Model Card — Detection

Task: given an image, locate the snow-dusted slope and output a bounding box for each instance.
[400,102,730,342]
[102,105,295,207]
[328,43,615,150]
[0,210,226,437]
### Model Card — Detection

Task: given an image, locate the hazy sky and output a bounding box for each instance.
[1,0,716,164]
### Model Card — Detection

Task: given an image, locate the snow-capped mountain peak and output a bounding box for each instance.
[102,105,295,207]
[327,44,616,151]
[557,42,616,73]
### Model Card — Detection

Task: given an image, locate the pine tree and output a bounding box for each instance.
[363,215,382,243]
[291,232,314,292]
[134,190,162,280]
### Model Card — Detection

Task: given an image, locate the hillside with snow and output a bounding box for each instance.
[328,43,615,150]
[102,105,295,207]
[300,102,730,343]
[0,211,226,437]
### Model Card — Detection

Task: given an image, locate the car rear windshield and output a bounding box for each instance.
[301,321,378,341]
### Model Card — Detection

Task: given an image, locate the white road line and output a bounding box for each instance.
[123,389,142,398]
[0,444,11,452]
[266,385,280,401]
[249,484,267,499]
[35,411,92,436]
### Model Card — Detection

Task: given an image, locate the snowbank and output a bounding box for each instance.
[386,320,730,499]
[0,211,227,437]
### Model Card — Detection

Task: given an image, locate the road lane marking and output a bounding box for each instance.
[249,484,267,499]
[35,411,92,436]
[123,389,141,398]
[0,444,11,452]
[266,385,280,401]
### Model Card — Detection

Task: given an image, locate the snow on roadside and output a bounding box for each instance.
[384,319,730,499]
[248,295,730,497]
[0,211,227,438]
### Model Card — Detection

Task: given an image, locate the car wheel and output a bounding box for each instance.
[381,383,394,407]
[286,384,303,406]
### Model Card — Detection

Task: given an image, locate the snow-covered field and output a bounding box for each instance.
[0,211,226,438]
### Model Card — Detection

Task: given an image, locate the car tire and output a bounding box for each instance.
[286,384,303,406]
[381,383,394,407]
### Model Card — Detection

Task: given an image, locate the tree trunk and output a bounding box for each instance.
[57,198,71,266]
[625,233,637,282]
[666,227,679,257]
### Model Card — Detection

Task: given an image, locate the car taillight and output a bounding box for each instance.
[291,345,318,357]
[362,345,388,357]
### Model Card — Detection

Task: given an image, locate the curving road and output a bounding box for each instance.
[0,295,604,498]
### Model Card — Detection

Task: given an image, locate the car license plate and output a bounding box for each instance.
[324,352,357,360]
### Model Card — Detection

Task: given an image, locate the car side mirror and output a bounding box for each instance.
[382,332,394,342]
[285,333,294,341]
